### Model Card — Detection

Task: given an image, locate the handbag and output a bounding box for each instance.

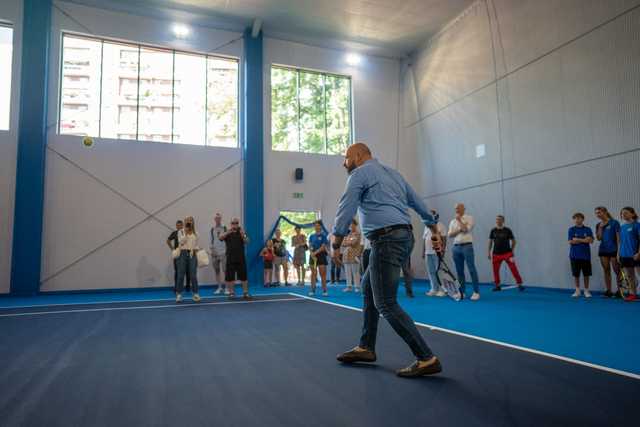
[196,249,210,268]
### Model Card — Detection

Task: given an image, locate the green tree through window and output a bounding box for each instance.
[271,66,352,155]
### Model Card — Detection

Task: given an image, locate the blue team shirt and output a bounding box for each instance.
[332,159,436,236]
[619,221,640,258]
[568,225,593,260]
[597,219,620,253]
[309,232,329,252]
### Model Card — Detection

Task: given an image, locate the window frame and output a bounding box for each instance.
[0,22,14,132]
[270,63,354,156]
[57,31,240,148]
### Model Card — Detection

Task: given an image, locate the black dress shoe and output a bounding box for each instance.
[396,357,442,378]
[492,286,501,292]
[337,347,377,363]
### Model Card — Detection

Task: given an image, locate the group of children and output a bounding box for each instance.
[569,206,640,301]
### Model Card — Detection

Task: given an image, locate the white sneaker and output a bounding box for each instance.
[584,290,592,298]
[214,287,222,295]
[435,290,446,297]
[343,287,353,292]
[193,293,201,302]
[571,289,581,298]
[355,287,361,293]
[322,291,329,297]
[175,293,183,303]
[308,290,316,297]
[426,290,437,297]
[470,292,480,301]
[224,289,231,295]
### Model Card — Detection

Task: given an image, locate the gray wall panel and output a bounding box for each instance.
[491,0,640,75]
[422,84,501,194]
[412,1,495,118]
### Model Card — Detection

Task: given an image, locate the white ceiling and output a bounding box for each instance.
[66,0,475,57]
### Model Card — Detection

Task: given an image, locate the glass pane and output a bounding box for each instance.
[298,70,326,154]
[173,52,206,145]
[325,75,352,155]
[100,42,139,140]
[137,47,173,143]
[206,57,238,147]
[0,26,12,131]
[59,35,101,136]
[270,67,299,152]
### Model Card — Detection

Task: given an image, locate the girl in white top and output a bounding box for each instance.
[176,216,201,303]
[423,214,447,296]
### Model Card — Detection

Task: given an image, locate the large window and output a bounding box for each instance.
[271,66,352,155]
[59,34,238,147]
[0,25,13,131]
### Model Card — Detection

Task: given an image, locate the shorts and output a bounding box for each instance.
[570,259,592,277]
[263,260,273,270]
[598,251,617,258]
[620,257,640,268]
[311,253,328,267]
[211,253,226,274]
[225,261,247,282]
[273,256,287,267]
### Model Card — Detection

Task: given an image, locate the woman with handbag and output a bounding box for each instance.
[176,216,201,303]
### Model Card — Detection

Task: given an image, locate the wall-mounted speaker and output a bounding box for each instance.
[294,168,303,182]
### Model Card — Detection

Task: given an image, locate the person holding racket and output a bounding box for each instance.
[594,206,622,298]
[332,143,443,378]
[618,207,640,302]
[309,220,329,297]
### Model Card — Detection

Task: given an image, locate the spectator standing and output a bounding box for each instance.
[423,211,447,297]
[487,215,524,292]
[448,203,480,301]
[309,221,329,296]
[210,213,227,294]
[342,219,362,292]
[176,217,201,303]
[272,229,289,286]
[568,213,594,298]
[220,218,252,299]
[291,226,307,286]
[594,206,622,298]
[166,220,183,293]
[619,207,640,302]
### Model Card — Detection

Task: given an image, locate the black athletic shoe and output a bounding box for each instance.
[603,290,613,298]
[406,292,415,298]
[492,286,502,292]
[337,347,377,363]
[396,357,442,378]
[613,290,623,299]
[518,285,525,292]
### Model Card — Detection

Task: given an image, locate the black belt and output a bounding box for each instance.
[367,224,412,240]
[454,242,473,246]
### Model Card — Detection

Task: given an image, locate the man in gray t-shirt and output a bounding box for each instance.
[210,213,227,294]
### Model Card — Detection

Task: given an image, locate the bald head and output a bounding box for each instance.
[344,142,373,173]
[455,203,466,216]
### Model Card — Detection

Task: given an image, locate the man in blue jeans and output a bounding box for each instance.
[332,143,444,378]
[448,203,480,301]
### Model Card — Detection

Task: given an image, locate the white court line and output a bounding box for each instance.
[0,292,288,311]
[0,297,304,318]
[289,293,640,381]
[501,285,518,290]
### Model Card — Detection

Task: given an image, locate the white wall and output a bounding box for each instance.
[401,0,640,288]
[40,1,243,291]
[263,37,402,237]
[0,0,22,294]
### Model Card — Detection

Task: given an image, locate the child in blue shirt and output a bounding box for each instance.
[594,206,622,298]
[308,220,329,297]
[568,213,593,298]
[619,207,640,302]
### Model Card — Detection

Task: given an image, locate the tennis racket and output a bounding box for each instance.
[618,268,631,299]
[431,236,461,301]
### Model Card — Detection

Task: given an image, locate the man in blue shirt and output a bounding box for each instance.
[332,143,443,378]
[568,213,594,298]
[309,221,329,297]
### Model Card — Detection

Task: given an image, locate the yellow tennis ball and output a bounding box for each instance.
[82,136,94,147]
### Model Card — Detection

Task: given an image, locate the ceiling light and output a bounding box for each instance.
[172,24,190,39]
[345,53,362,66]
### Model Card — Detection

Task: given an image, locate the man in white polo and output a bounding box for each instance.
[448,203,480,301]
[210,213,227,294]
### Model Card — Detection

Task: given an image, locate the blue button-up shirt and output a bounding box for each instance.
[332,159,436,236]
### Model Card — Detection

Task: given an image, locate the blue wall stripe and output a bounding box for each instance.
[10,0,52,295]
[242,28,264,285]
